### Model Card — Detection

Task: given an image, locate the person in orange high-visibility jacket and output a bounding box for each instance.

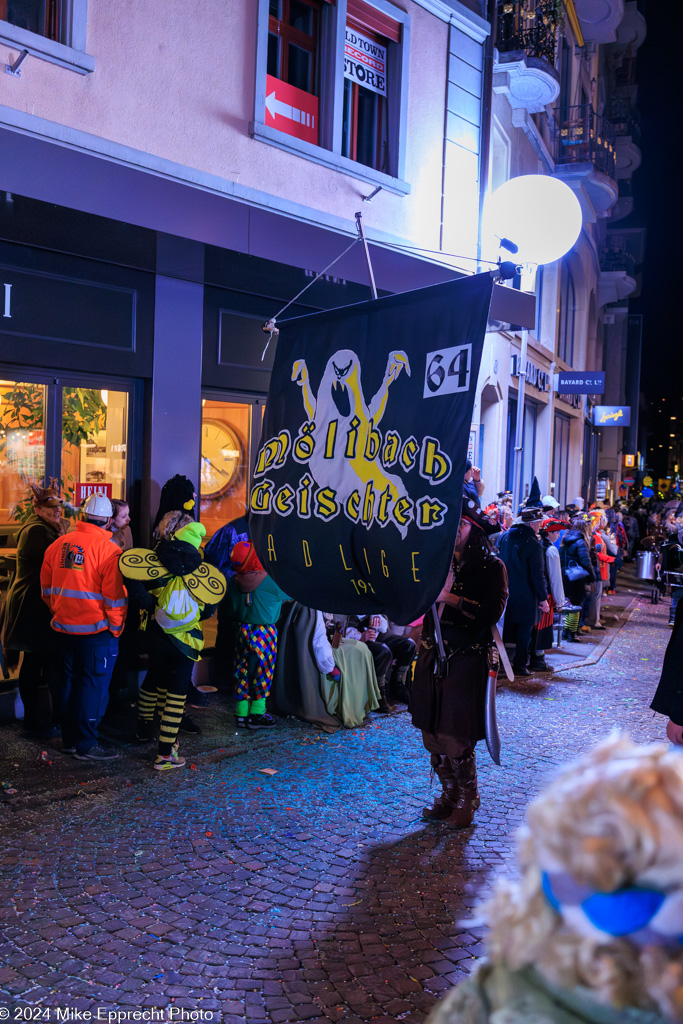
[41,493,128,761]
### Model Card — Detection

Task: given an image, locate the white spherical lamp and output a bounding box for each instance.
[483,175,583,266]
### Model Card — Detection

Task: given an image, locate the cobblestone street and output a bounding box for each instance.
[0,579,673,1023]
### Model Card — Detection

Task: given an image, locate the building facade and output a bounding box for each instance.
[0,0,644,548]
[475,0,646,509]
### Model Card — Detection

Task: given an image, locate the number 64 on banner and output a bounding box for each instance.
[423,343,472,399]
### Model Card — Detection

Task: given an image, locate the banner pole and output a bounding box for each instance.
[355,211,378,300]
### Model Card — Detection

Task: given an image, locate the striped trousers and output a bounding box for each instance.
[137,625,193,755]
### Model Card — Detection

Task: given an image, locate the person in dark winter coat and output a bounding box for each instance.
[621,510,639,559]
[411,499,507,828]
[559,518,595,641]
[497,506,548,675]
[1,481,65,735]
[651,597,683,745]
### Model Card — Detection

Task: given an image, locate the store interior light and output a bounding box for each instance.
[482,175,583,266]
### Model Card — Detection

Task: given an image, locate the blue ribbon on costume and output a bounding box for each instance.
[541,871,683,947]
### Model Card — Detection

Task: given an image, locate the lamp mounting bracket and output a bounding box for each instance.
[6,49,29,77]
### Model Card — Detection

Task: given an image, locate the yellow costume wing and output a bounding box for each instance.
[119,548,168,582]
[184,561,227,605]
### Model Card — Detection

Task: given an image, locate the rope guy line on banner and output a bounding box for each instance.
[261,223,522,357]
[261,235,361,360]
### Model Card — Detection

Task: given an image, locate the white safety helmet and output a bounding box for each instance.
[82,494,113,518]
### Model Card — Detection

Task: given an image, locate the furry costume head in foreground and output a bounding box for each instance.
[486,734,683,1020]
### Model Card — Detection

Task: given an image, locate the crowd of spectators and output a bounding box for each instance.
[2,470,681,777]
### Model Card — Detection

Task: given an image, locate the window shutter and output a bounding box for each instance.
[346,0,401,42]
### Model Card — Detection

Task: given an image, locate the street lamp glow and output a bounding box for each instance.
[483,175,583,265]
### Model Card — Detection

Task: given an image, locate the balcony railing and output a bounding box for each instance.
[600,247,636,276]
[605,92,642,144]
[553,104,616,180]
[496,0,561,65]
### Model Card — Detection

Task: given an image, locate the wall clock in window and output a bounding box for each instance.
[200,421,242,498]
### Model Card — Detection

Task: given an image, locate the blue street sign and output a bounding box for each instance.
[593,405,631,427]
[556,371,606,394]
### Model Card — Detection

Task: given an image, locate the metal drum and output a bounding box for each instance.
[637,550,657,580]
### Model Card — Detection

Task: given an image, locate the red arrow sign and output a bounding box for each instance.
[265,75,319,146]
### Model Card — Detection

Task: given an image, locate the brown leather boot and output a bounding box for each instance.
[422,755,458,820]
[376,675,395,713]
[442,750,480,828]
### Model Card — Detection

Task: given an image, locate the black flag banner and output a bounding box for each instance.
[250,273,494,624]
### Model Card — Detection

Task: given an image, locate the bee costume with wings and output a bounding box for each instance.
[119,520,226,769]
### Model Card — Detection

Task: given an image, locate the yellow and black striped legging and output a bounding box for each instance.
[137,624,194,755]
[564,610,581,637]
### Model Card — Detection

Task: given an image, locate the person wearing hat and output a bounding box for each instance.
[1,480,65,737]
[119,512,226,770]
[40,493,128,761]
[221,541,289,730]
[411,497,508,828]
[497,479,549,676]
[559,517,596,641]
[585,512,614,631]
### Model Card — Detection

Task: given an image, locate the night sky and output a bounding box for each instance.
[629,1,682,479]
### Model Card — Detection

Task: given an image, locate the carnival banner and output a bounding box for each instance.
[250,273,493,623]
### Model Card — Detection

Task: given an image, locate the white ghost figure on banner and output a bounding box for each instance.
[291,348,411,536]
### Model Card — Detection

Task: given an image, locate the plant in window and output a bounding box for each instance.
[0,384,106,523]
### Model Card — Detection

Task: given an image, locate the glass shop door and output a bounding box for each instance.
[199,394,264,543]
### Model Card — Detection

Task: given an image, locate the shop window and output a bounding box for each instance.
[1,378,130,548]
[268,0,321,95]
[0,0,92,74]
[0,379,47,532]
[200,399,263,543]
[60,388,130,507]
[342,1,400,173]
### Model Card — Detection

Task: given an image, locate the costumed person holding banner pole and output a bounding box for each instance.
[411,498,508,828]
